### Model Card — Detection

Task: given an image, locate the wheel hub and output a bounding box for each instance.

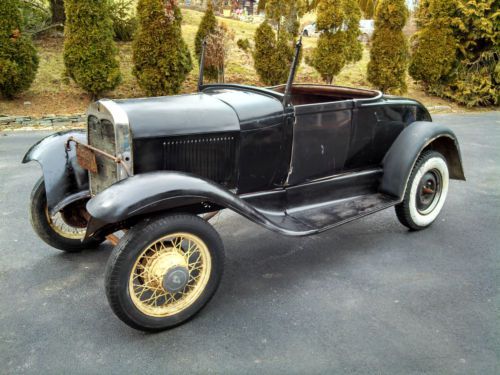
[162,266,189,293]
[416,170,441,214]
[144,251,189,292]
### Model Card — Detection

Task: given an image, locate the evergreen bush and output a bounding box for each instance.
[310,0,362,84]
[64,0,121,97]
[0,0,39,98]
[409,0,499,107]
[110,0,138,42]
[195,2,218,81]
[133,0,192,96]
[253,0,302,86]
[367,0,409,94]
[237,38,251,52]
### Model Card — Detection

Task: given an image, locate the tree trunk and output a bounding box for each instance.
[50,0,66,24]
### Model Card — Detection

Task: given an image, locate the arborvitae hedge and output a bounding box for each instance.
[367,0,409,94]
[253,22,295,85]
[253,0,302,86]
[410,0,499,107]
[310,0,362,84]
[0,0,39,98]
[133,0,192,96]
[64,0,121,97]
[195,2,218,81]
[266,0,305,37]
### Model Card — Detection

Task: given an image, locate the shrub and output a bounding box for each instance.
[409,0,499,107]
[237,38,251,52]
[253,21,294,85]
[205,23,234,82]
[0,0,39,98]
[265,0,305,37]
[310,0,362,83]
[195,1,218,81]
[110,0,138,42]
[133,0,192,96]
[64,0,121,97]
[367,0,409,94]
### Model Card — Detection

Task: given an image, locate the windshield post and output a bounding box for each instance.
[283,36,302,107]
[198,39,207,92]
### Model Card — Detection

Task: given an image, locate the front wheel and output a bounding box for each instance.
[395,150,449,231]
[105,214,225,331]
[29,177,102,252]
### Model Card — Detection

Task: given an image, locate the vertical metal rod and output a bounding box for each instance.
[198,39,207,92]
[283,36,303,107]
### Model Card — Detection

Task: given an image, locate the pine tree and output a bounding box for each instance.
[64,0,121,97]
[310,0,362,83]
[195,1,218,81]
[0,0,39,98]
[253,1,303,85]
[266,0,305,37]
[409,0,499,107]
[367,0,409,93]
[133,0,192,96]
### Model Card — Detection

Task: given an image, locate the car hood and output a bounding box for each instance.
[110,88,284,139]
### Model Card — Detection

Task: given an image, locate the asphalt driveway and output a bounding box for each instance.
[0,112,499,374]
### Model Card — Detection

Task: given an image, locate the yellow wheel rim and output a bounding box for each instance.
[45,206,86,240]
[129,232,212,318]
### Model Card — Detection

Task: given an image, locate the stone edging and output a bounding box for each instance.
[0,114,86,127]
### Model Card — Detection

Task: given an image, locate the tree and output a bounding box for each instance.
[0,0,39,98]
[64,0,121,97]
[253,1,303,85]
[310,0,363,83]
[367,0,409,93]
[409,0,499,107]
[265,0,305,37]
[133,0,192,96]
[253,21,294,85]
[49,0,65,24]
[195,1,218,81]
[358,0,375,19]
[204,23,233,82]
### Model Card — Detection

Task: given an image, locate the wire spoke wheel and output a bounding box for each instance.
[129,233,212,317]
[105,214,224,331]
[30,177,102,252]
[44,206,86,240]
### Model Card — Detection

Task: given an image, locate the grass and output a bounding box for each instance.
[0,8,465,117]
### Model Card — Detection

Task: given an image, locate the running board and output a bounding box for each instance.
[254,193,399,236]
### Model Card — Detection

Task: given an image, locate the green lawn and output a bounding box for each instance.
[0,8,461,117]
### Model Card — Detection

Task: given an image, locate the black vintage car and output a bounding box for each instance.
[23,41,465,331]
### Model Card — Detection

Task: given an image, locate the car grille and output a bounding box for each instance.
[88,116,118,195]
[133,134,238,188]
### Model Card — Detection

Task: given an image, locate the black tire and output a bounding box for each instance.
[105,213,225,332]
[395,150,449,231]
[29,177,102,252]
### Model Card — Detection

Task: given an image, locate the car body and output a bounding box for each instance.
[303,19,374,41]
[23,40,465,331]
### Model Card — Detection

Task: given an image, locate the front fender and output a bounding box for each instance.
[380,121,465,199]
[85,171,280,237]
[22,130,89,213]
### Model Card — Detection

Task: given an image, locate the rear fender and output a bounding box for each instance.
[85,171,278,237]
[380,121,465,200]
[22,130,89,214]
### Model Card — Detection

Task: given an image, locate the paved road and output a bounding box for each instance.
[0,112,499,374]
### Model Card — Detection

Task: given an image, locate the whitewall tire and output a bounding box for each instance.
[395,151,449,231]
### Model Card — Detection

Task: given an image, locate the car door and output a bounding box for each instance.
[286,100,353,186]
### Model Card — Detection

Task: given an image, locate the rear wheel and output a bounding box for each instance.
[30,177,102,252]
[105,214,225,331]
[395,151,449,231]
